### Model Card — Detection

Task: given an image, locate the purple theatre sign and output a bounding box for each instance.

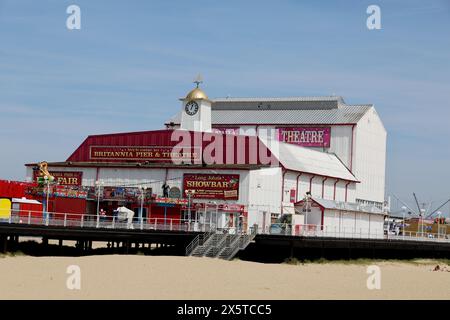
[277,127,331,147]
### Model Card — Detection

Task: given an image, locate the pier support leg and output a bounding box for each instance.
[59,239,63,247]
[42,237,48,246]
[1,236,6,253]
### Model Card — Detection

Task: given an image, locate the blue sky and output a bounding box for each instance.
[0,0,449,214]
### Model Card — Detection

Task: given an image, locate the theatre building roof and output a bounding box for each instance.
[26,129,357,182]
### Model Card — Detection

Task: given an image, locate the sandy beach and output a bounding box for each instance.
[0,255,449,300]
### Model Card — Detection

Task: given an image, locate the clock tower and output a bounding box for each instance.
[180,80,212,132]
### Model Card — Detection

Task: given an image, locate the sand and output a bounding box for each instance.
[0,255,449,300]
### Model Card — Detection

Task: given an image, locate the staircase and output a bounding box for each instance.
[185,230,214,257]
[218,227,258,260]
[186,226,258,260]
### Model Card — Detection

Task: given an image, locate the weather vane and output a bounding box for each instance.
[193,74,203,88]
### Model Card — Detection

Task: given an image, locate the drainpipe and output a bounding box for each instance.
[281,169,287,214]
[321,208,325,231]
[344,181,351,202]
[309,175,316,194]
[164,168,169,197]
[296,173,303,202]
[321,177,328,199]
[350,124,356,171]
[333,179,339,201]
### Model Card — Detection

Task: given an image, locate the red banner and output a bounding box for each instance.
[33,171,82,186]
[194,203,246,212]
[290,189,296,203]
[183,174,239,200]
[277,127,331,147]
[154,197,188,205]
[89,146,201,162]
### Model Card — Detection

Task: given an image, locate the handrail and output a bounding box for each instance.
[267,223,449,243]
[186,228,216,256]
[2,210,448,244]
[2,210,218,233]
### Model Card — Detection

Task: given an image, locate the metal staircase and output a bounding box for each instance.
[218,227,258,260]
[185,230,214,257]
[186,226,258,260]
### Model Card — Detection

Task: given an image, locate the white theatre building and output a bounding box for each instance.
[167,95,387,210]
[26,86,387,237]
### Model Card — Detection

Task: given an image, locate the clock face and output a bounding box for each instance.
[185,101,199,116]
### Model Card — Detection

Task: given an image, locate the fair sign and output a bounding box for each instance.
[277,127,331,147]
[33,171,83,186]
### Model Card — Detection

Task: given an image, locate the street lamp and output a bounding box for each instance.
[401,206,407,239]
[95,180,104,228]
[185,190,196,222]
[419,208,426,237]
[44,176,50,226]
[437,211,442,239]
[140,186,147,228]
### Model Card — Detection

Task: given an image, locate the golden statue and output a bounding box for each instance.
[37,161,55,183]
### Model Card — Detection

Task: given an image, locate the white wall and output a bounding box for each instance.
[353,107,387,206]
[323,209,384,237]
[346,183,356,203]
[213,119,387,207]
[286,171,356,203]
[247,167,282,228]
[281,171,297,214]
[223,125,354,169]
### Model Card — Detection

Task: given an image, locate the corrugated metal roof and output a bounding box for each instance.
[262,138,358,181]
[166,105,372,125]
[296,197,384,215]
[212,96,345,103]
[61,126,357,182]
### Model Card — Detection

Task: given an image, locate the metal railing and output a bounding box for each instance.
[2,209,448,245]
[261,223,450,243]
[217,226,258,260]
[1,209,216,233]
[186,230,215,256]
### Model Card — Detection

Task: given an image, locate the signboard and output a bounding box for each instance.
[194,203,246,212]
[33,171,83,186]
[0,199,11,219]
[89,187,152,202]
[277,127,331,147]
[26,185,88,199]
[168,187,182,199]
[154,197,188,205]
[53,185,87,198]
[89,146,201,162]
[211,127,240,135]
[183,174,240,200]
